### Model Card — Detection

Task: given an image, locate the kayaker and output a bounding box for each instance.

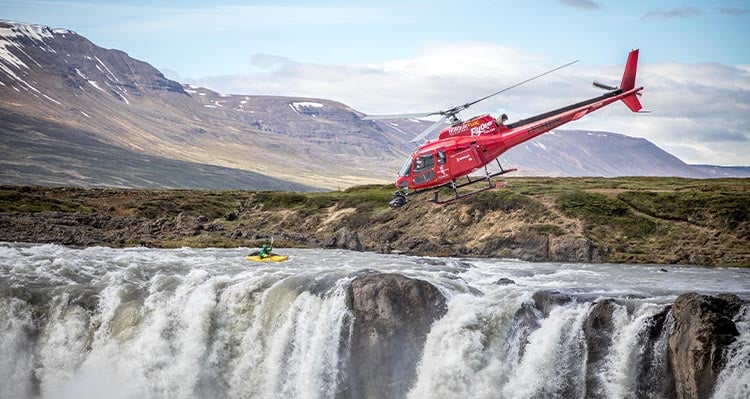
[258,244,272,259]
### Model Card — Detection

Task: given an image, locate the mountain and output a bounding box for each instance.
[499,130,709,178]
[0,109,317,190]
[0,21,413,190]
[0,21,740,190]
[691,165,750,178]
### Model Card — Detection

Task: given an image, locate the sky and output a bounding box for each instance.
[2,0,749,166]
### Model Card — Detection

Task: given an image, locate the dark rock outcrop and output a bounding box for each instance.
[637,305,674,399]
[507,303,541,361]
[511,227,550,261]
[532,290,572,317]
[549,235,601,263]
[326,227,363,251]
[668,293,742,399]
[345,273,447,399]
[584,299,617,398]
[479,227,601,263]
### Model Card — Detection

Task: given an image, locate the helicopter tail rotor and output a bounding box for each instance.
[593,80,643,96]
[592,81,618,91]
[591,49,644,112]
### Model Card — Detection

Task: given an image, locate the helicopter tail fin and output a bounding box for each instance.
[619,49,642,112]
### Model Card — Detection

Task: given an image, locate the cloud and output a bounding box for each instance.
[186,43,750,166]
[718,7,750,16]
[559,0,602,10]
[643,6,701,19]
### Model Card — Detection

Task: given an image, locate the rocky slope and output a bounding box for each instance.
[1,177,747,266]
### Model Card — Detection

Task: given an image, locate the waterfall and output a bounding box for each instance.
[713,305,750,399]
[0,245,356,399]
[1,243,748,399]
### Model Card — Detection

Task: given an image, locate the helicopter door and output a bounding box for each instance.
[448,147,482,176]
[411,153,435,185]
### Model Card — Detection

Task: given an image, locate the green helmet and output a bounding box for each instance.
[262,244,270,250]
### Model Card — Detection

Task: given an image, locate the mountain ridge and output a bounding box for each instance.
[0,20,411,189]
[1,20,745,190]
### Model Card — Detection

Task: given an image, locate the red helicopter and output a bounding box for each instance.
[364,49,645,207]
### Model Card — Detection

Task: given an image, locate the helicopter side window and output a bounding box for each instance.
[413,154,434,173]
[437,150,446,165]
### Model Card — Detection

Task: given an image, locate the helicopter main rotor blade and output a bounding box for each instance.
[362,111,440,120]
[462,59,579,110]
[363,58,579,143]
[410,115,449,143]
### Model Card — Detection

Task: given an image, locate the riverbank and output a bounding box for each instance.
[1,177,748,266]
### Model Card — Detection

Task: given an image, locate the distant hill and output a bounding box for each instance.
[499,130,709,178]
[0,20,742,190]
[0,110,317,190]
[691,165,750,178]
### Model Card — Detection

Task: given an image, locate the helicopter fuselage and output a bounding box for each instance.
[395,83,643,191]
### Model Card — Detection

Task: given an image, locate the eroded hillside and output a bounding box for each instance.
[1,177,748,266]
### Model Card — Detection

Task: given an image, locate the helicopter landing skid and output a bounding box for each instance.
[429,166,517,205]
[429,181,507,205]
[388,167,518,208]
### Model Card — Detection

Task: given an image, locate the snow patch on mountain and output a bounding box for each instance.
[87,80,105,92]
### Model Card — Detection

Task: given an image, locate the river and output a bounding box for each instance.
[1,242,748,398]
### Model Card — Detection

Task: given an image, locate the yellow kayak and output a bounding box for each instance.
[246,255,289,262]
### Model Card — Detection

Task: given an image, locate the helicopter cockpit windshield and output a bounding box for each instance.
[398,156,413,177]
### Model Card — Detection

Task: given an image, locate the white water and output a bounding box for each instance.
[1,242,748,399]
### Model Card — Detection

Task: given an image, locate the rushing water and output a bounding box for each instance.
[1,242,748,399]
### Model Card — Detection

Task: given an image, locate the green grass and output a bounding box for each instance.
[556,191,629,218]
[120,190,247,219]
[254,184,393,212]
[338,185,394,209]
[555,191,657,239]
[617,190,749,230]
[505,176,747,196]
[472,190,547,218]
[0,189,91,213]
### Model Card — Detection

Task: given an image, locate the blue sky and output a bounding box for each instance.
[2,0,749,165]
[3,0,748,75]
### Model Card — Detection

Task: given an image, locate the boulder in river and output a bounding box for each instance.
[345,273,447,399]
[669,293,742,399]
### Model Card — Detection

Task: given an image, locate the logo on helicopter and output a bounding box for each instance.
[447,124,468,135]
[470,121,495,136]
